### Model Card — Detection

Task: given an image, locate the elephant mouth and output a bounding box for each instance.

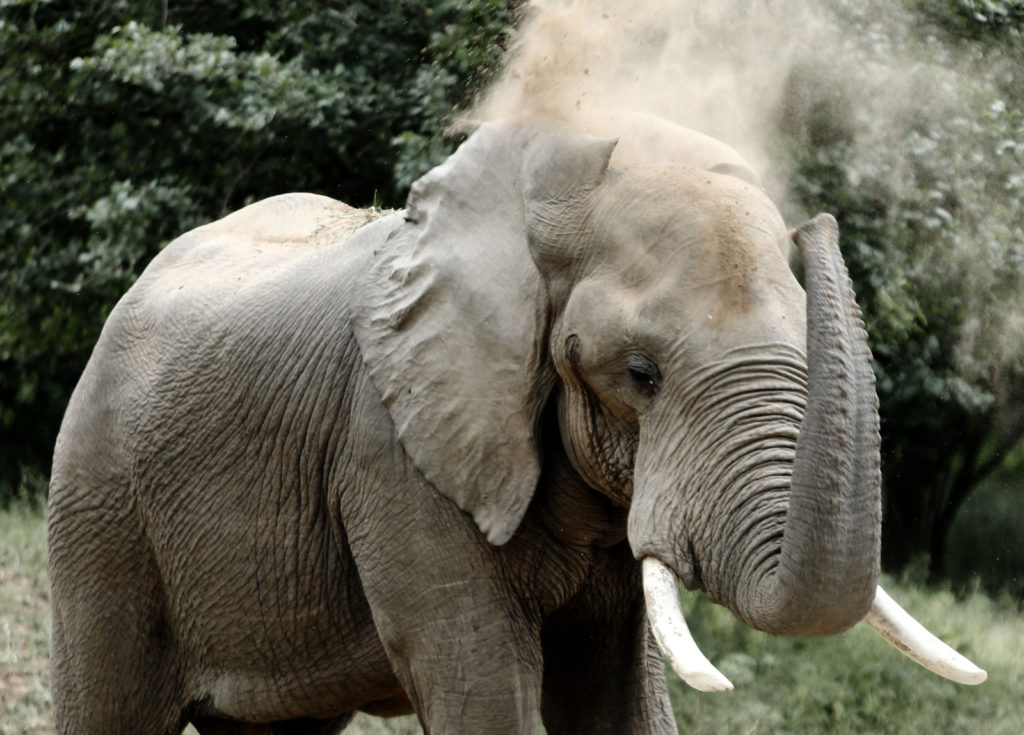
[641,556,987,692]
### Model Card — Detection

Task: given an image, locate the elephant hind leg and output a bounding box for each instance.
[49,502,185,734]
[50,578,185,734]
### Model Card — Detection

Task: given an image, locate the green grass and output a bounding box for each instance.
[672,581,1024,733]
[3,503,1022,734]
[0,500,50,735]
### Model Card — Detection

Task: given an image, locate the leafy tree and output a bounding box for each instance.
[912,0,1024,40]
[2,0,1021,587]
[0,0,516,502]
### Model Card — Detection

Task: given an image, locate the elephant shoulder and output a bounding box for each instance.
[188,192,374,250]
[54,195,400,489]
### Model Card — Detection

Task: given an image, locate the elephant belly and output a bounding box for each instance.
[151,500,401,721]
[190,595,403,722]
[357,689,416,718]
[202,656,404,723]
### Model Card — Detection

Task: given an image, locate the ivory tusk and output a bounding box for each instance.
[863,585,987,685]
[642,557,734,692]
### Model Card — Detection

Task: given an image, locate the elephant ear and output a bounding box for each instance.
[353,121,616,545]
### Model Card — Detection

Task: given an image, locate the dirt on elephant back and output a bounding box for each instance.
[336,205,398,241]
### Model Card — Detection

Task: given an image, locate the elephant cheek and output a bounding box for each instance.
[557,387,636,506]
[628,452,794,611]
[625,389,799,610]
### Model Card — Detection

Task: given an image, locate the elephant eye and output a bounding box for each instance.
[626,353,661,397]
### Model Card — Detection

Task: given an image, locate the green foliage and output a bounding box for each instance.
[947,461,1024,601]
[672,576,1024,733]
[911,0,1024,40]
[0,0,515,503]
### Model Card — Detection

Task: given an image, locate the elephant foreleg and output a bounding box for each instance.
[341,380,545,734]
[540,545,676,735]
[349,517,545,734]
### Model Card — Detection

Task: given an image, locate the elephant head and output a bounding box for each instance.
[354,119,985,690]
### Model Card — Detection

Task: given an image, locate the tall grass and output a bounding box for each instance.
[2,504,1020,734]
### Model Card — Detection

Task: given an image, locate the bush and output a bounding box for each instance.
[947,460,1024,603]
[779,0,1024,574]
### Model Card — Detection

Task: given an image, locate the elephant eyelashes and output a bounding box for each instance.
[626,353,661,397]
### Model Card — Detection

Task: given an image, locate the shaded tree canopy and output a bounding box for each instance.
[782,0,1024,574]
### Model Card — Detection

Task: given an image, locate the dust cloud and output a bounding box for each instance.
[472,0,826,178]
[469,0,965,203]
[468,0,1024,374]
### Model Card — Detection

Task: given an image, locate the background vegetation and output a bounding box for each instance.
[1,0,1022,596]
[780,0,1024,580]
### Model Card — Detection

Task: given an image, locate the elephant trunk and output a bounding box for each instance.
[742,213,882,635]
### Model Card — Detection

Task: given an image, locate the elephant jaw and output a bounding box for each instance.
[641,557,987,692]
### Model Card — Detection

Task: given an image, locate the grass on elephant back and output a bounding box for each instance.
[2,502,1022,735]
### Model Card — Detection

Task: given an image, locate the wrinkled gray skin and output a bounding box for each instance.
[48,119,881,734]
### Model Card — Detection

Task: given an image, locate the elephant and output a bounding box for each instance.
[47,116,985,735]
